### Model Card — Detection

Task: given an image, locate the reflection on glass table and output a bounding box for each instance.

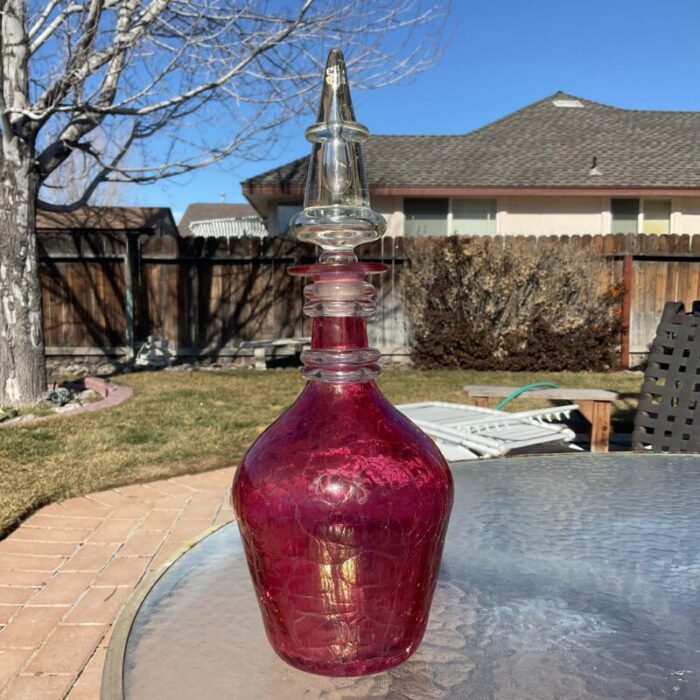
[112,454,700,700]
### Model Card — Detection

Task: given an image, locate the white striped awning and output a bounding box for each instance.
[187,216,268,238]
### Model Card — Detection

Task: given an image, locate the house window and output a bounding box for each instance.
[642,199,671,234]
[610,198,672,234]
[451,198,497,235]
[611,198,639,234]
[404,198,448,236]
[276,203,303,236]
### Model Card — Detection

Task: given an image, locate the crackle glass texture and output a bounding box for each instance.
[231,378,454,676]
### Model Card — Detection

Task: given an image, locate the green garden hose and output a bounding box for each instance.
[495,381,559,410]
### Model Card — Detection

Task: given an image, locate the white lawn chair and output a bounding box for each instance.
[397,401,579,461]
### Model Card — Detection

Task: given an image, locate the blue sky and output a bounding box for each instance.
[134,0,700,221]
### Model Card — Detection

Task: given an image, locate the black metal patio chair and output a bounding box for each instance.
[632,301,700,453]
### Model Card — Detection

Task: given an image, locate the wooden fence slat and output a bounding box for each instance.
[655,259,668,317]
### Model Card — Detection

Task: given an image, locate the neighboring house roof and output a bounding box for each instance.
[242,92,700,206]
[36,206,177,232]
[179,202,259,236]
[188,216,268,238]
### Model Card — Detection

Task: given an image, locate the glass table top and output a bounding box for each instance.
[116,454,700,699]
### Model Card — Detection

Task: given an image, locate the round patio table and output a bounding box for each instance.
[104,453,700,699]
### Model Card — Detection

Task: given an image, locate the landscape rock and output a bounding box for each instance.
[77,389,100,402]
[5,414,36,425]
[45,387,74,406]
[0,409,18,423]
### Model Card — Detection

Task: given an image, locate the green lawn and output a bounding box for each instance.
[0,368,642,537]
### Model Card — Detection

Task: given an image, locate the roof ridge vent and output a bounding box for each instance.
[553,98,583,108]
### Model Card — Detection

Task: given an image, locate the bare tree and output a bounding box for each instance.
[0,0,446,406]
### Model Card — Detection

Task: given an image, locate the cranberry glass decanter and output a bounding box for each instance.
[232,48,453,677]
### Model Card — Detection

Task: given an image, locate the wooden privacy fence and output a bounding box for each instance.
[37,230,700,366]
[137,236,310,355]
[38,230,408,359]
[40,232,308,358]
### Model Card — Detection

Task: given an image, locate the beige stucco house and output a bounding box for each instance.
[241,92,700,237]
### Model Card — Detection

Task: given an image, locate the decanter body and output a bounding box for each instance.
[231,49,453,677]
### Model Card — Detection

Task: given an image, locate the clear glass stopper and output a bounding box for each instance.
[290,48,387,262]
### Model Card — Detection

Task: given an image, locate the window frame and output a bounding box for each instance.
[449,197,498,236]
[641,197,672,235]
[403,197,450,237]
[611,197,640,234]
[610,197,673,235]
[275,202,303,236]
[403,196,499,236]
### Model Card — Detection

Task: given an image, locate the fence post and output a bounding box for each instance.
[620,253,633,369]
[124,234,137,359]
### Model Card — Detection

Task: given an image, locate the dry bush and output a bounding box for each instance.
[403,236,622,371]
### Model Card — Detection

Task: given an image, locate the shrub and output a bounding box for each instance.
[402,236,622,371]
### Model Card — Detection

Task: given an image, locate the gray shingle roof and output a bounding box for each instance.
[242,93,700,190]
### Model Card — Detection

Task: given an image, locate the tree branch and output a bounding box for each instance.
[28,0,68,40]
[29,3,88,54]
[38,122,136,211]
[24,0,448,202]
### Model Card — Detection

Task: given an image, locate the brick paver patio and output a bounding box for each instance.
[0,468,234,699]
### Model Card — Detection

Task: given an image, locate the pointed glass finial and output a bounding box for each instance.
[290,48,386,262]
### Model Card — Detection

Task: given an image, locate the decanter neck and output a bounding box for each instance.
[289,262,385,383]
[311,316,368,351]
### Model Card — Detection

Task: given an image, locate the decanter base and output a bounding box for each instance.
[274,644,419,677]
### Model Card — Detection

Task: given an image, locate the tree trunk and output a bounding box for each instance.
[0,160,46,407]
[1,0,47,407]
